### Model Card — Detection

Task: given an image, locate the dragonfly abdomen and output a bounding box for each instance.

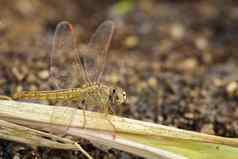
[13,88,82,101]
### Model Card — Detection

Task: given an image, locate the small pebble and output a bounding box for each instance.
[170,23,185,39]
[16,1,35,16]
[0,79,5,86]
[124,35,139,49]
[0,20,5,30]
[29,85,37,91]
[184,112,195,119]
[147,77,157,88]
[137,81,147,92]
[179,58,198,72]
[226,81,238,96]
[16,85,23,93]
[27,74,37,83]
[195,37,208,50]
[38,70,49,80]
[213,78,224,87]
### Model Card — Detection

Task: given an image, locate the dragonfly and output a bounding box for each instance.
[5,20,127,133]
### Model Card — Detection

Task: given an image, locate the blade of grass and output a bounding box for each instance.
[0,100,237,159]
[0,119,92,159]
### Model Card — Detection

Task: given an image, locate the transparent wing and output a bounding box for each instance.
[49,21,82,89]
[77,20,115,83]
[49,21,115,135]
[49,21,80,135]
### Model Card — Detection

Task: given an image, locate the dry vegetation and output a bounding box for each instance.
[0,0,238,158]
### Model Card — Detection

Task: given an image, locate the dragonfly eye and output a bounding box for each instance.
[123,91,126,97]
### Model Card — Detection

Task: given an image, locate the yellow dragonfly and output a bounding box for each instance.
[5,20,127,133]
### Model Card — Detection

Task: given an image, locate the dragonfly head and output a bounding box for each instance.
[109,87,127,105]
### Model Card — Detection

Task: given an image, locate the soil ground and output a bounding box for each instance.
[0,0,238,159]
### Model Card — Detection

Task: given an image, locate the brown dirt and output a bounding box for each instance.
[0,0,238,159]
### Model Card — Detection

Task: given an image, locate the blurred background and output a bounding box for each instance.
[0,0,238,158]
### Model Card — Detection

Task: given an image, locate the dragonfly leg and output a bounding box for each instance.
[102,104,117,138]
[0,95,13,100]
[81,100,87,129]
[108,104,116,115]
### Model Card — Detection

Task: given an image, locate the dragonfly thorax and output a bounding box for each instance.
[81,83,126,107]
